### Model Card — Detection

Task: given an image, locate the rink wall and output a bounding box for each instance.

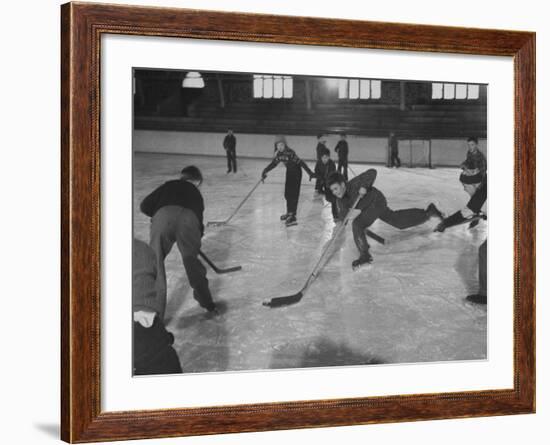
[133,130,487,167]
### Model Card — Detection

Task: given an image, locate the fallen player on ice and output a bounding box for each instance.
[327,169,445,270]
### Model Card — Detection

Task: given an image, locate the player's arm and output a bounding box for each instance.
[298,155,316,179]
[435,185,487,232]
[261,157,279,179]
[139,185,163,217]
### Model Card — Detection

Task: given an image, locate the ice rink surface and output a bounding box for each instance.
[134,153,487,373]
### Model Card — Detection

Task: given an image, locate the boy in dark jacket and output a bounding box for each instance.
[223,129,237,173]
[388,132,401,168]
[328,170,444,268]
[314,134,328,193]
[262,135,316,227]
[334,133,349,180]
[140,166,217,320]
[460,137,486,177]
[314,148,338,220]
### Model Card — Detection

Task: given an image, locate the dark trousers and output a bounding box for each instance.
[326,192,338,219]
[478,239,487,296]
[390,151,401,167]
[314,161,323,192]
[352,193,430,254]
[337,158,348,181]
[284,167,302,215]
[150,206,215,319]
[226,148,237,172]
[133,317,182,376]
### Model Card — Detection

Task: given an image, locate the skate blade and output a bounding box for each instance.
[352,262,373,271]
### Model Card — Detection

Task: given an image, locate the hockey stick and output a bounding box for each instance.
[366,229,385,245]
[199,250,242,274]
[263,195,362,308]
[206,179,262,227]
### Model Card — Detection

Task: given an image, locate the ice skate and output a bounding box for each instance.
[280,213,290,221]
[465,294,487,305]
[285,214,298,227]
[352,252,373,270]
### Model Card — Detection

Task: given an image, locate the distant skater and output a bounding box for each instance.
[388,132,401,168]
[334,133,349,181]
[314,148,338,221]
[314,134,329,193]
[328,170,444,268]
[262,135,316,227]
[223,129,237,173]
[140,166,218,320]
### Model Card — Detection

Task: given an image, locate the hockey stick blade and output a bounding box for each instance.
[262,291,304,308]
[212,265,242,274]
[199,250,242,275]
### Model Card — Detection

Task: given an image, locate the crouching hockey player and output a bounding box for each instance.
[328,170,445,269]
[435,170,487,305]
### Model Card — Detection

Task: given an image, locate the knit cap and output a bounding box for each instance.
[274,135,287,146]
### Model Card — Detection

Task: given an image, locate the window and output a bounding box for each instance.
[253,75,293,99]
[432,82,480,100]
[338,79,381,99]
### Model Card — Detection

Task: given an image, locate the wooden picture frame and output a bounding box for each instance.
[61,2,535,442]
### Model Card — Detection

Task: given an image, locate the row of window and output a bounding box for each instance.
[189,73,482,101]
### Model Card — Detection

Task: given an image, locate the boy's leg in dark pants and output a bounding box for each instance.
[352,207,386,256]
[226,150,232,172]
[284,169,302,215]
[340,159,348,181]
[229,148,237,172]
[478,239,487,296]
[390,153,401,168]
[174,209,216,311]
[149,206,180,320]
[314,161,322,192]
[379,206,430,229]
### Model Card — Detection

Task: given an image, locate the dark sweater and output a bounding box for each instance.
[334,140,349,160]
[466,177,487,214]
[460,149,487,175]
[263,146,314,177]
[140,180,205,230]
[316,142,328,160]
[336,169,379,217]
[223,134,236,150]
[315,159,336,188]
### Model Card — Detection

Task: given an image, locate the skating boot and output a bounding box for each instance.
[352,252,373,270]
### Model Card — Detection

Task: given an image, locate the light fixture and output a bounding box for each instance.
[182,71,205,88]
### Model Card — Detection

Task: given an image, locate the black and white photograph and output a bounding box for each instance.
[132,69,488,376]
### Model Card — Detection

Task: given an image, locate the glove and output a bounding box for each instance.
[261,172,267,181]
[309,173,316,181]
[434,211,466,232]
